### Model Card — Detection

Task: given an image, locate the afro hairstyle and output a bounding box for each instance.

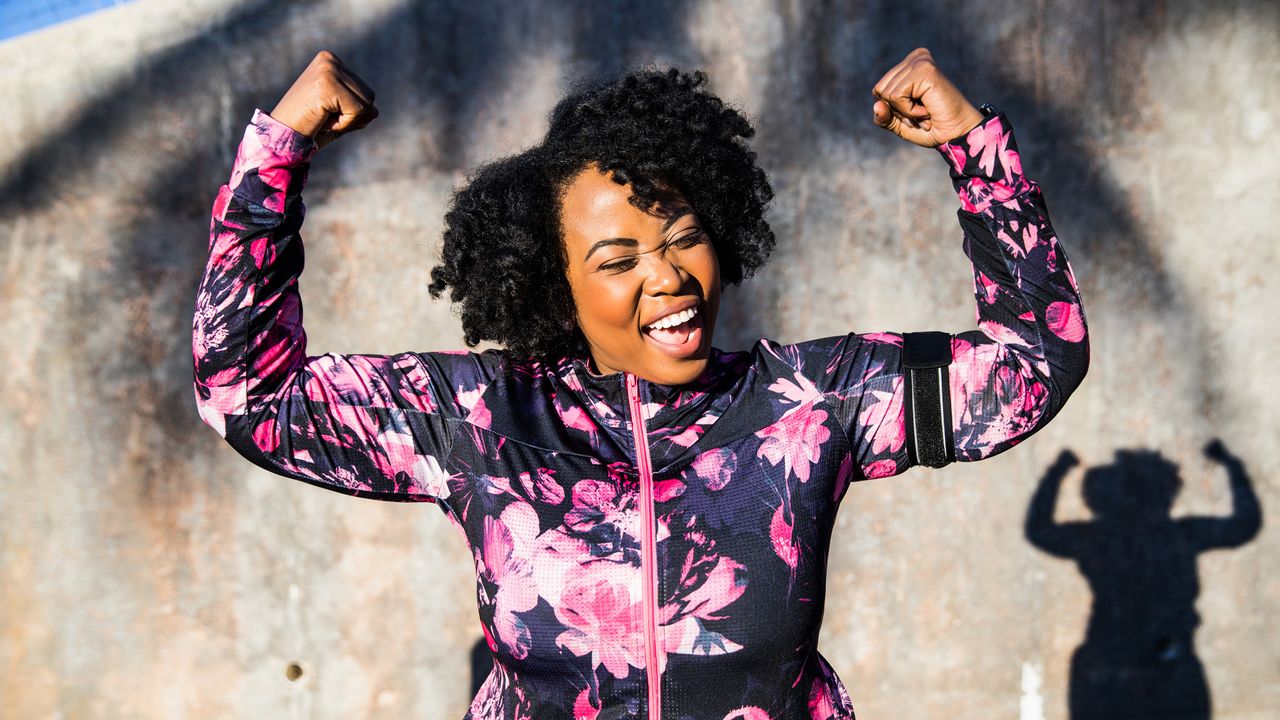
[427,66,776,362]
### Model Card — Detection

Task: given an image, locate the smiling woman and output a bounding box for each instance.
[559,161,722,383]
[192,49,1090,719]
[425,67,774,376]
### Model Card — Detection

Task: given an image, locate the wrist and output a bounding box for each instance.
[252,110,318,158]
[935,105,1032,213]
[946,104,988,144]
[265,102,322,139]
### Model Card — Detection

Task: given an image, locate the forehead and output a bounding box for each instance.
[559,165,691,252]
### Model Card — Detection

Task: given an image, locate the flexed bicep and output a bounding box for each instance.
[779,109,1089,481]
[940,111,1090,461]
[1025,449,1085,558]
[1183,439,1263,551]
[193,109,498,502]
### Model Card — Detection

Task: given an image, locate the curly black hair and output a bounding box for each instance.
[427,66,776,362]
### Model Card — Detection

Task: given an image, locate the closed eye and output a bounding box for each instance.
[671,230,707,249]
[600,257,638,273]
[597,231,706,273]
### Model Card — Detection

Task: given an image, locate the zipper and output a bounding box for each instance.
[625,372,662,719]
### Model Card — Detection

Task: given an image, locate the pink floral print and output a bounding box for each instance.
[193,106,1088,719]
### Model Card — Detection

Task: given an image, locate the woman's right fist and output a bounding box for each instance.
[270,51,378,149]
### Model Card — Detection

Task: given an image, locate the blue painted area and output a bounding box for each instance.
[0,0,136,42]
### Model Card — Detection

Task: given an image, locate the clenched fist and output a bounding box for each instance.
[871,48,985,148]
[270,51,379,149]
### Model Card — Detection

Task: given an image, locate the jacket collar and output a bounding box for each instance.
[561,351,749,408]
[475,347,764,472]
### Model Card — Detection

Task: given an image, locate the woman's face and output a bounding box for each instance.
[560,163,720,385]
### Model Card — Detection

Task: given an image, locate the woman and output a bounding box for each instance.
[193,48,1089,719]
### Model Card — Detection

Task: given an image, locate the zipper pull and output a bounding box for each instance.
[626,372,647,437]
[626,372,640,409]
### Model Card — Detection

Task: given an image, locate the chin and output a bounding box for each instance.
[651,356,710,386]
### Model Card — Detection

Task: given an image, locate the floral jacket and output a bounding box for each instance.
[192,106,1089,720]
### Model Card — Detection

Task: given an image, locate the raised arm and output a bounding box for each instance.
[1024,449,1085,558]
[1184,439,1263,551]
[936,105,1090,461]
[192,52,496,502]
[774,49,1090,480]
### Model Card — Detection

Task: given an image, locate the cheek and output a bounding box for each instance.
[573,273,641,335]
[695,248,722,325]
[691,245,721,292]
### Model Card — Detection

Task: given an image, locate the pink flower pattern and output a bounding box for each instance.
[193,107,1088,718]
[554,562,646,680]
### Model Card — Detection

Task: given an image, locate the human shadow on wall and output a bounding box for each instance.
[1024,440,1261,719]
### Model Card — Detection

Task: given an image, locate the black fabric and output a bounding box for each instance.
[902,331,955,468]
[901,330,952,369]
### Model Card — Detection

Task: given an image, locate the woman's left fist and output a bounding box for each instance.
[871,48,985,148]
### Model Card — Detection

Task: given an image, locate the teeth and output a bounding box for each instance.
[646,306,698,330]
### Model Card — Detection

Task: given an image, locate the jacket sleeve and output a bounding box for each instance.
[192,110,497,502]
[774,108,1090,480]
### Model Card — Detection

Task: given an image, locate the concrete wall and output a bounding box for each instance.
[1,0,1276,717]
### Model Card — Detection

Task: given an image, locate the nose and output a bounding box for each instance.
[642,252,686,296]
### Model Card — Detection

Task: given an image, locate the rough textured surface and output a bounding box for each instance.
[1,0,1275,718]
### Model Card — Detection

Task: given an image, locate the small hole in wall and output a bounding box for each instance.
[285,662,305,682]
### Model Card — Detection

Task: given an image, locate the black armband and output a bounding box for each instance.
[902,331,956,468]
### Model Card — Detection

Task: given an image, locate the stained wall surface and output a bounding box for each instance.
[1,1,1277,718]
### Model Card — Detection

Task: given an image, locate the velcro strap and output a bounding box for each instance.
[902,331,955,468]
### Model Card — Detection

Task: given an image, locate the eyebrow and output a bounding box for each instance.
[582,207,694,263]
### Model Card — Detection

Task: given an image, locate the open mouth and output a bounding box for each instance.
[641,303,704,358]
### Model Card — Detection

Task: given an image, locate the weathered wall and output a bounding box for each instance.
[1,0,1276,717]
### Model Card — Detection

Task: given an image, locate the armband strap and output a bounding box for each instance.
[901,331,956,468]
